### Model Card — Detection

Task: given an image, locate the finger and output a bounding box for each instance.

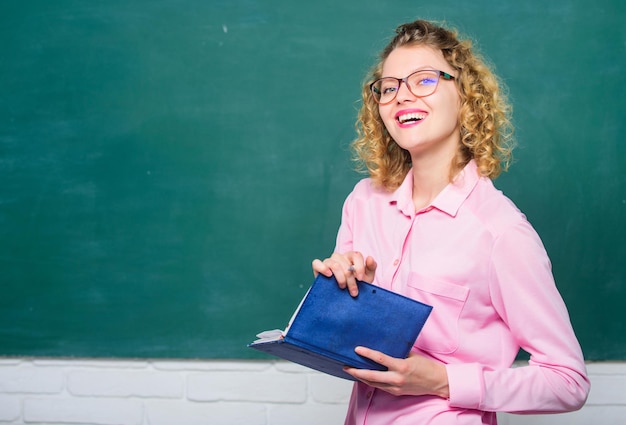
[311,258,333,278]
[355,346,393,365]
[326,253,355,292]
[346,251,365,278]
[343,251,366,296]
[364,256,378,283]
[343,366,388,386]
[345,265,359,297]
[347,347,402,385]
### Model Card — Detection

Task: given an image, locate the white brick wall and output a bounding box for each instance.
[0,359,623,425]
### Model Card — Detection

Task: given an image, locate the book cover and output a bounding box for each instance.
[249,274,432,380]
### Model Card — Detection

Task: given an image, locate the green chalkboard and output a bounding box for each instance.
[1,0,624,359]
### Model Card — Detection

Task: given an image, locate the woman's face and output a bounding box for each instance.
[378,45,461,160]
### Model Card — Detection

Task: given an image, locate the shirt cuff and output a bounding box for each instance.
[446,362,484,409]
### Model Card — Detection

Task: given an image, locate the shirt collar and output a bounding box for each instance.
[391,160,480,217]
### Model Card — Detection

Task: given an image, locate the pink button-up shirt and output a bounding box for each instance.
[336,160,589,425]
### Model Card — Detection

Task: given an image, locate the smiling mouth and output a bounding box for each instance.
[397,112,426,124]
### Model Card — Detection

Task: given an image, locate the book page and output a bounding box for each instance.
[252,286,312,343]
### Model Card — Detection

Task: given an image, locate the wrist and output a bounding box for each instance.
[433,363,450,399]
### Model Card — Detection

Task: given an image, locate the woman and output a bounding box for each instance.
[312,19,589,424]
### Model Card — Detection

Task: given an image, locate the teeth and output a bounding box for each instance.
[398,113,426,124]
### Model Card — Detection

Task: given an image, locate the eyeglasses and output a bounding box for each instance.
[370,70,455,105]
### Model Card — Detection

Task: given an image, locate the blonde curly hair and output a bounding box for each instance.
[353,19,515,191]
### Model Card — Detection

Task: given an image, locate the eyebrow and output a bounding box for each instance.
[380,67,442,79]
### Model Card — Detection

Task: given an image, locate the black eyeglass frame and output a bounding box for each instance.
[369,70,455,105]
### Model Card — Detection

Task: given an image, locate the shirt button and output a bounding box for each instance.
[366,390,373,399]
[393,259,399,266]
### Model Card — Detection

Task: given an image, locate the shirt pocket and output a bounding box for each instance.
[406,273,470,354]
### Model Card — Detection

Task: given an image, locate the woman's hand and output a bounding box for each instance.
[344,347,450,399]
[311,251,377,297]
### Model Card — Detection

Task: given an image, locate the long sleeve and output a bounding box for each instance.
[447,221,590,413]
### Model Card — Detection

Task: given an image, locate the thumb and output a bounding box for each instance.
[364,256,377,282]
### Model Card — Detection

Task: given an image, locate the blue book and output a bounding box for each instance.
[249,274,432,380]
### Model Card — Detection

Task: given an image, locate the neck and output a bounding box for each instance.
[411,159,451,210]
[407,130,461,210]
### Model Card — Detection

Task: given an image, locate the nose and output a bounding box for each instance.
[395,79,417,103]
